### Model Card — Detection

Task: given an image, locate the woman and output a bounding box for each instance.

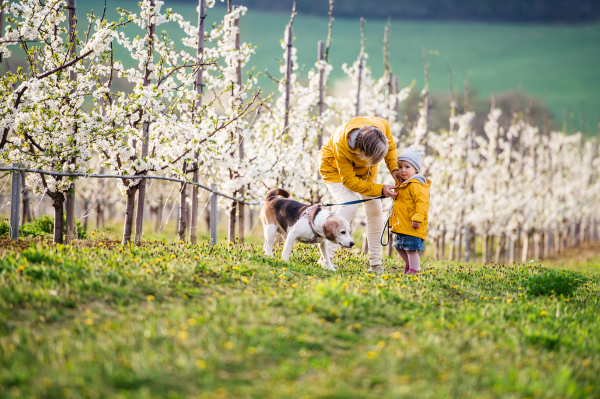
[319,116,400,274]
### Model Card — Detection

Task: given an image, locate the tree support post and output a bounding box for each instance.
[210,184,217,246]
[10,164,21,241]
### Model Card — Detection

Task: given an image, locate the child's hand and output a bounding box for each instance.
[411,221,421,229]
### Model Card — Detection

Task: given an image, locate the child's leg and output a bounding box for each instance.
[407,250,421,271]
[394,247,410,267]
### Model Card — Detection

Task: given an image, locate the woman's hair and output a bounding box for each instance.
[355,125,389,166]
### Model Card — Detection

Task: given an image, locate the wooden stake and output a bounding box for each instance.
[235,12,245,243]
[355,18,365,118]
[10,165,20,241]
[317,40,325,149]
[190,0,206,244]
[134,0,156,246]
[65,0,77,243]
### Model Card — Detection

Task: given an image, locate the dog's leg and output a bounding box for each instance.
[319,241,337,271]
[281,228,299,261]
[263,224,278,257]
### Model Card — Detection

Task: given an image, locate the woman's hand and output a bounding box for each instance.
[382,184,398,199]
[391,169,402,187]
[411,221,421,229]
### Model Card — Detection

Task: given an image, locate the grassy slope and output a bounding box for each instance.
[78,0,600,130]
[0,239,598,398]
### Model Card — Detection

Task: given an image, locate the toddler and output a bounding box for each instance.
[389,148,431,275]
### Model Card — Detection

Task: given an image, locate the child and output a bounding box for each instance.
[389,148,431,275]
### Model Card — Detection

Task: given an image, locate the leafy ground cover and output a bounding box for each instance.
[0,239,599,398]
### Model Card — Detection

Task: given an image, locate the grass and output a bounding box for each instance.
[71,0,600,131]
[0,237,599,398]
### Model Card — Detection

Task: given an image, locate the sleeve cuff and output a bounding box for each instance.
[411,213,425,223]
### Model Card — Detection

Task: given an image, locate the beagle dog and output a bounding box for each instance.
[260,188,354,271]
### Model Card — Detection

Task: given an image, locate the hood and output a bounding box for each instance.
[401,174,428,185]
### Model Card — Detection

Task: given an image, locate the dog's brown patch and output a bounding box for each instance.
[322,218,338,242]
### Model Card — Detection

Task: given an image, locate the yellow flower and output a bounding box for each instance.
[540,310,547,316]
[391,332,401,339]
[146,295,155,301]
[196,359,206,369]
[401,285,406,288]
[224,341,235,350]
[377,341,386,349]
[84,318,94,326]
[178,331,189,340]
[366,351,378,359]
[247,347,257,355]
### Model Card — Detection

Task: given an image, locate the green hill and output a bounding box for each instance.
[65,1,600,132]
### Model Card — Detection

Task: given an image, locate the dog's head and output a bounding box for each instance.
[322,215,354,248]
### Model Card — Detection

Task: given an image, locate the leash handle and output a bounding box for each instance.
[321,195,385,208]
[380,201,394,246]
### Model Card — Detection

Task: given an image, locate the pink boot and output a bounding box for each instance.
[406,269,420,276]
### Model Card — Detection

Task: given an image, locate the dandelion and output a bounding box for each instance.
[366,351,378,359]
[146,294,155,301]
[196,360,206,369]
[391,332,401,339]
[540,310,547,316]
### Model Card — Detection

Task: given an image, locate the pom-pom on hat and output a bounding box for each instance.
[398,148,424,173]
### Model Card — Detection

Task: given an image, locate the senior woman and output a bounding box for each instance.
[319,116,400,274]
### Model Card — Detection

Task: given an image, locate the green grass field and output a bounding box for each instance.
[0,238,599,398]
[73,0,600,131]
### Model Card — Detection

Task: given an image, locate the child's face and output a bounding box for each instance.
[398,161,417,181]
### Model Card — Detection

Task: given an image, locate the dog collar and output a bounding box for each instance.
[302,205,323,244]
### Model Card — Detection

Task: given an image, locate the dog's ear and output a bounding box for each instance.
[322,218,338,242]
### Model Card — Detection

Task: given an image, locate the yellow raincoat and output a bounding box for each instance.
[389,177,431,240]
[318,116,398,197]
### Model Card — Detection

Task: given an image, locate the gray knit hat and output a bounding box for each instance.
[398,148,424,173]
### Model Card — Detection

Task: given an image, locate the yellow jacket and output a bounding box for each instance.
[389,177,431,240]
[319,116,399,197]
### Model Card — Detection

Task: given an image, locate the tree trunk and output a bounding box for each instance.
[49,192,65,244]
[133,0,155,246]
[456,231,463,262]
[228,199,237,243]
[495,235,504,264]
[20,173,32,224]
[440,228,446,260]
[533,232,541,260]
[122,187,137,244]
[508,234,515,264]
[448,232,455,261]
[482,233,489,264]
[96,202,102,230]
[65,0,77,244]
[521,231,529,263]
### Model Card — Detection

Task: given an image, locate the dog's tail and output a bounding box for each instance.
[265,188,291,201]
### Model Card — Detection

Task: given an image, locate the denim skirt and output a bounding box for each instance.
[392,233,424,251]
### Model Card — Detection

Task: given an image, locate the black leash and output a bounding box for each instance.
[319,195,385,208]
[380,203,394,246]
[318,195,394,247]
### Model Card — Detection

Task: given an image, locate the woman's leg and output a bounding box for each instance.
[407,250,421,272]
[324,182,360,261]
[362,195,384,267]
